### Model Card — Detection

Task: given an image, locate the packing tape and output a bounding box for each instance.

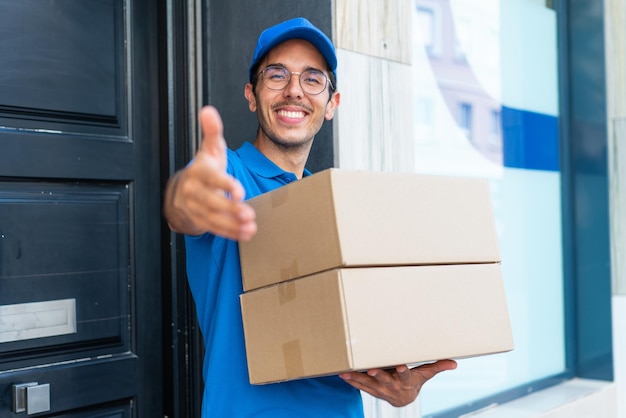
[278,281,296,304]
[280,259,299,281]
[282,339,304,379]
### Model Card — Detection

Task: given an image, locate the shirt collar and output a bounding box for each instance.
[235,142,312,179]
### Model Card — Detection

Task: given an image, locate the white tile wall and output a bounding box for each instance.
[335,45,420,418]
[607,0,626,413]
[605,0,626,297]
[335,3,425,415]
[335,0,412,64]
[334,49,414,174]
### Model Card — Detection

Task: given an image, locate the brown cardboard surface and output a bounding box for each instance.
[240,263,513,385]
[239,169,500,291]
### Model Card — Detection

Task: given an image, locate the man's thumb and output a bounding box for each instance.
[198,106,226,160]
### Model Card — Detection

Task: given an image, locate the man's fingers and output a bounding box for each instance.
[339,360,458,407]
[183,195,256,241]
[416,360,458,378]
[185,153,247,203]
[170,163,256,239]
[197,211,257,241]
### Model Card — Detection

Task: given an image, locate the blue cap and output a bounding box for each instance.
[249,17,337,81]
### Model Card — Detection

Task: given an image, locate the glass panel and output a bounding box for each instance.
[412,0,564,415]
[0,0,119,117]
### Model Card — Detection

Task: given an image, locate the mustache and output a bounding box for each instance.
[271,101,314,113]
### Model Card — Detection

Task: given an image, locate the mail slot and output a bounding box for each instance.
[0,299,76,343]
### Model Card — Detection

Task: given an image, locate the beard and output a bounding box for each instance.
[255,100,323,150]
[257,124,315,150]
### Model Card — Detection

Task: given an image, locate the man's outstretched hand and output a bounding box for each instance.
[164,106,257,240]
[339,360,458,407]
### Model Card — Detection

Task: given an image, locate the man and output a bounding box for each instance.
[164,17,457,417]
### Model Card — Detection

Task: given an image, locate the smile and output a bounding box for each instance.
[277,109,306,119]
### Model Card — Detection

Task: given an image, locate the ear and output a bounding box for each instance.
[324,91,341,121]
[244,83,257,112]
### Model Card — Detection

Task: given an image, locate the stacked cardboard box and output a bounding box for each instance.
[239,169,513,385]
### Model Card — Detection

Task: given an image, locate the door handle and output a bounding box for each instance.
[12,382,51,415]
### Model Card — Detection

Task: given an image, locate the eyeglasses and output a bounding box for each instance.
[258,65,333,95]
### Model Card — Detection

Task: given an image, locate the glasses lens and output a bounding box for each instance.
[299,70,327,95]
[262,66,290,90]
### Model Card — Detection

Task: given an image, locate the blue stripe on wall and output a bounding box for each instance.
[502,106,559,171]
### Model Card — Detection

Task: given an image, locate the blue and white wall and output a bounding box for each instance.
[606,0,626,416]
[333,0,624,416]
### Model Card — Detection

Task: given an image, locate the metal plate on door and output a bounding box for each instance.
[12,382,51,415]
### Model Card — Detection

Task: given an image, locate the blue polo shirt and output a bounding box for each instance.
[184,142,364,418]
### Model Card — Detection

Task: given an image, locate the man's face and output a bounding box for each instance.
[245,39,340,150]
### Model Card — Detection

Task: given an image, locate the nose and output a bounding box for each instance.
[283,72,304,98]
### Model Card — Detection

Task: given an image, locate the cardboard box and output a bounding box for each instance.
[239,169,500,291]
[240,263,513,385]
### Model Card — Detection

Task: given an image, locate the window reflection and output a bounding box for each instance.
[415,0,502,166]
[413,0,564,416]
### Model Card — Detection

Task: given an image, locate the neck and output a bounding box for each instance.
[253,133,313,179]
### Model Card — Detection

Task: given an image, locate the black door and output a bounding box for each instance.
[0,1,162,417]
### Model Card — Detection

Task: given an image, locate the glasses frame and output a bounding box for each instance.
[258,65,334,95]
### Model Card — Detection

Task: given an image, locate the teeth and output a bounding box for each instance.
[278,110,305,119]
